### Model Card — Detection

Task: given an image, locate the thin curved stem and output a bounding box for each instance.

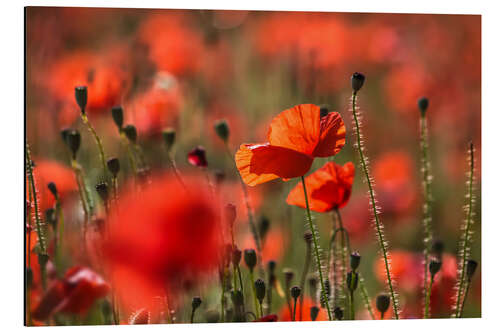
[351,92,399,318]
[81,114,108,179]
[301,176,332,320]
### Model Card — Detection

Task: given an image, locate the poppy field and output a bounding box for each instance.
[25,7,481,326]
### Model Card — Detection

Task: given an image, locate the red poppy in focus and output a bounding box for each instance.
[32,266,109,320]
[103,174,221,311]
[286,161,354,212]
[235,104,345,186]
[279,297,327,321]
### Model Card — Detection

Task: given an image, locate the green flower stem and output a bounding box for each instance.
[81,113,108,179]
[420,111,434,319]
[26,143,46,254]
[351,92,399,319]
[358,274,375,320]
[424,276,434,319]
[249,270,260,318]
[166,152,186,190]
[350,290,355,320]
[460,279,472,318]
[292,297,298,321]
[55,198,65,275]
[301,176,332,320]
[71,159,90,241]
[299,241,311,321]
[220,267,227,322]
[120,133,137,176]
[454,143,475,318]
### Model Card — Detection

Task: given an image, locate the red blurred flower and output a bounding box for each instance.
[374,250,421,292]
[279,297,327,321]
[235,104,346,186]
[103,174,221,310]
[32,266,109,320]
[241,228,288,263]
[286,161,354,212]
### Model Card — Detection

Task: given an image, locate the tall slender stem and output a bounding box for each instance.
[350,92,399,319]
[301,176,332,320]
[460,280,472,318]
[249,270,260,317]
[350,290,355,320]
[299,241,311,320]
[26,143,46,254]
[81,114,108,179]
[424,276,434,319]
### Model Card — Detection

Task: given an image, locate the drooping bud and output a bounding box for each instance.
[224,203,237,227]
[123,124,138,143]
[66,130,81,159]
[187,146,208,168]
[95,182,109,203]
[376,294,391,318]
[350,251,361,271]
[192,296,202,310]
[259,216,270,241]
[466,260,478,281]
[47,182,58,199]
[74,86,88,113]
[107,157,120,177]
[333,306,343,320]
[290,286,301,300]
[351,72,365,92]
[162,128,176,152]
[255,279,266,304]
[346,271,359,292]
[310,306,320,321]
[418,97,429,116]
[244,249,257,272]
[429,259,442,278]
[232,247,242,267]
[214,119,230,142]
[111,106,124,130]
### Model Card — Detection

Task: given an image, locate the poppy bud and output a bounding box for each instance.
[429,259,442,278]
[432,240,444,258]
[255,279,266,303]
[303,231,313,244]
[74,86,88,113]
[224,204,237,227]
[267,260,276,274]
[232,247,242,267]
[95,182,109,203]
[187,146,208,168]
[123,124,137,143]
[111,106,124,130]
[376,294,391,317]
[60,128,71,144]
[214,119,230,142]
[319,104,330,117]
[418,97,429,116]
[259,216,270,241]
[284,268,294,284]
[231,290,244,307]
[162,128,176,152]
[192,296,202,310]
[47,182,58,198]
[351,72,365,92]
[244,249,257,272]
[290,286,301,300]
[333,306,343,320]
[107,157,120,177]
[205,310,220,323]
[346,271,359,292]
[66,130,81,159]
[466,260,478,281]
[310,306,320,321]
[350,251,361,271]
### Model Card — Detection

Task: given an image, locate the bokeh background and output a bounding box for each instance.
[26,7,481,322]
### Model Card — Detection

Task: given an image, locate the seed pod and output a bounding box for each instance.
[66,130,81,159]
[107,157,120,177]
[429,259,442,278]
[310,306,320,321]
[244,249,257,272]
[123,124,138,143]
[418,97,429,116]
[376,294,391,316]
[47,182,58,198]
[74,86,88,113]
[290,286,301,300]
[351,72,365,92]
[214,119,230,142]
[192,296,202,310]
[350,251,361,271]
[267,260,276,274]
[346,271,359,292]
[255,279,266,303]
[333,306,343,320]
[162,128,176,152]
[95,182,109,203]
[111,106,124,130]
[466,260,478,281]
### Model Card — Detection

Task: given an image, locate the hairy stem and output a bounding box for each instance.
[26,143,46,254]
[424,276,434,319]
[81,114,108,179]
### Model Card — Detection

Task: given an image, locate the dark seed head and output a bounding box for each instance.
[346,271,359,292]
[290,286,301,300]
[74,86,88,113]
[466,260,478,280]
[333,306,343,320]
[418,97,429,116]
[107,157,120,177]
[284,268,294,284]
[214,119,230,142]
[267,260,276,274]
[162,128,176,152]
[351,72,365,92]
[192,296,202,310]
[350,251,361,271]
[95,182,109,202]
[259,216,270,241]
[47,182,58,198]
[111,106,124,130]
[244,249,257,272]
[123,124,138,143]
[429,259,442,278]
[431,240,445,258]
[376,294,391,315]
[310,306,320,321]
[254,279,266,303]
[66,130,81,159]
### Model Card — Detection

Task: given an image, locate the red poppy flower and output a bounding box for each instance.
[279,297,327,321]
[235,104,345,186]
[286,161,354,212]
[103,174,221,310]
[32,266,109,320]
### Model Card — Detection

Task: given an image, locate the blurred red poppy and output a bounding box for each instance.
[235,104,345,186]
[241,228,288,263]
[286,161,354,212]
[32,266,109,320]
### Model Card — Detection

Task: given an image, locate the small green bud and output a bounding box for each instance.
[310,306,320,321]
[346,271,359,292]
[255,279,266,303]
[192,296,202,310]
[376,294,391,317]
[418,97,429,116]
[66,130,81,159]
[350,251,361,271]
[111,106,124,130]
[351,72,365,92]
[290,286,301,300]
[74,86,88,113]
[214,119,230,142]
[429,259,442,278]
[107,157,120,177]
[244,249,257,272]
[123,124,137,143]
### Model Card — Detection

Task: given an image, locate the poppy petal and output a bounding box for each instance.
[235,144,313,186]
[267,104,321,155]
[312,111,346,157]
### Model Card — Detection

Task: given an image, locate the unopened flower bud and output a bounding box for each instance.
[123,124,137,143]
[418,97,429,116]
[351,72,365,92]
[74,86,88,113]
[376,294,391,317]
[310,306,320,321]
[187,146,208,168]
[224,204,237,227]
[259,216,270,241]
[47,182,58,198]
[244,249,257,272]
[255,279,266,303]
[429,259,442,278]
[95,182,109,202]
[66,130,81,159]
[466,260,478,281]
[432,240,444,258]
[290,286,301,300]
[350,251,361,271]
[346,271,359,292]
[162,128,176,152]
[214,119,230,142]
[232,247,242,267]
[107,157,120,177]
[192,296,202,310]
[333,306,343,320]
[111,106,124,130]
